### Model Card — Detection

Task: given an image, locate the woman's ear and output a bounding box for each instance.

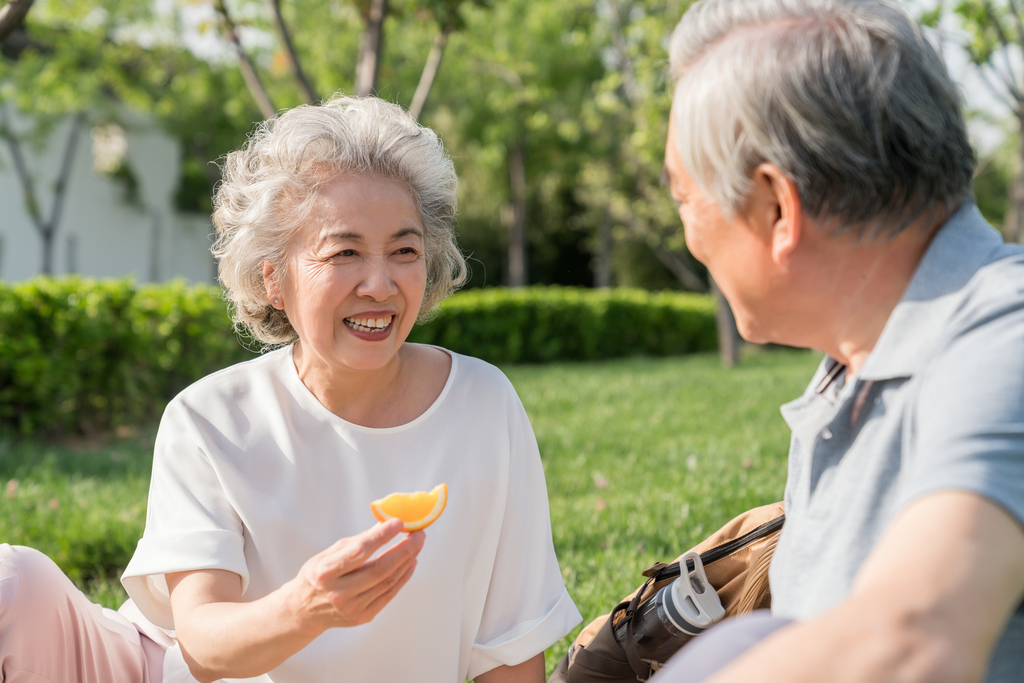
[262,260,283,309]
[750,163,803,267]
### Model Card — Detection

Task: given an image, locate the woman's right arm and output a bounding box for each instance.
[166,519,424,683]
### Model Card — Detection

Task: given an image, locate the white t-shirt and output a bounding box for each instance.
[121,345,581,682]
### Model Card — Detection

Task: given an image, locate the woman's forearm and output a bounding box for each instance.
[167,521,422,681]
[170,572,321,682]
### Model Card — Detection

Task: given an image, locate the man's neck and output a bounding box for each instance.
[800,211,950,377]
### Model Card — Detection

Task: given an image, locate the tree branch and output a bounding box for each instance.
[409,25,453,121]
[0,0,33,43]
[47,110,85,246]
[976,62,1020,110]
[982,0,1024,100]
[0,101,43,229]
[268,0,316,104]
[214,0,276,119]
[1007,0,1024,50]
[605,0,642,107]
[652,244,707,293]
[356,0,388,97]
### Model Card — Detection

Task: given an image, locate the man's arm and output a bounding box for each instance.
[707,490,1024,683]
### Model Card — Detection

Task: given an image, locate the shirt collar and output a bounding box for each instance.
[856,202,1011,381]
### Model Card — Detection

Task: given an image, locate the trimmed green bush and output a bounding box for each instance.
[0,277,254,435]
[411,286,717,363]
[0,279,715,435]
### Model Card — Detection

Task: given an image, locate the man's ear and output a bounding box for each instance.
[750,163,803,266]
[262,260,283,309]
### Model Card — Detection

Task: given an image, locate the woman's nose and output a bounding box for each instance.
[356,256,398,300]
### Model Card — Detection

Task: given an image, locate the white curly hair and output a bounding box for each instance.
[212,95,467,345]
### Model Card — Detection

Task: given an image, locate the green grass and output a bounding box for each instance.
[506,349,819,671]
[0,349,820,676]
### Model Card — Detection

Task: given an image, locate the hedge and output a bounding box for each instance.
[0,278,715,435]
[0,278,254,435]
[409,286,716,363]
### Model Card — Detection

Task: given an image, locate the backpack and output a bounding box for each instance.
[547,502,785,683]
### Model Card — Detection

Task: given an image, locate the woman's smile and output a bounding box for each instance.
[343,312,396,338]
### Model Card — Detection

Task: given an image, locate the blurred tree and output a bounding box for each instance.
[0,0,226,271]
[953,0,1024,242]
[427,0,603,287]
[0,0,34,42]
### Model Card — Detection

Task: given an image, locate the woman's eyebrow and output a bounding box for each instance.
[318,230,362,244]
[391,227,424,240]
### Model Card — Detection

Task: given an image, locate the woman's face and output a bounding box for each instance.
[272,174,428,374]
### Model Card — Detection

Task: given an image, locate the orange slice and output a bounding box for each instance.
[370,483,447,532]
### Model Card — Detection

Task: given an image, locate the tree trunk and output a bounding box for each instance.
[356,0,388,97]
[269,0,316,104]
[710,277,740,368]
[595,206,612,287]
[215,0,276,119]
[0,106,83,275]
[408,25,453,121]
[504,139,528,287]
[1006,110,1024,244]
[0,0,33,43]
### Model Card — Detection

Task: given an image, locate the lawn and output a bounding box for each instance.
[0,348,820,674]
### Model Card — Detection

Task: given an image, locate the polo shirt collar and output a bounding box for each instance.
[856,202,1008,381]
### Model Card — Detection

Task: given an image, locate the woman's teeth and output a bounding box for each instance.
[345,316,393,333]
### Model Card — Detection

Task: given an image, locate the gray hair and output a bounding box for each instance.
[212,95,467,346]
[668,0,976,238]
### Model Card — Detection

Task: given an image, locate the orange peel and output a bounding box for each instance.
[370,483,447,532]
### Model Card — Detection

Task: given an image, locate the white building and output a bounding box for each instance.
[0,111,216,283]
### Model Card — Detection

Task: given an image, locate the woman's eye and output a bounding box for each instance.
[332,249,357,259]
[394,247,419,257]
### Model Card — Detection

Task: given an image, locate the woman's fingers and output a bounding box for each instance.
[361,560,418,619]
[308,520,405,586]
[295,525,425,628]
[333,530,424,601]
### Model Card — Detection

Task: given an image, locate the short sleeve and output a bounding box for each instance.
[901,294,1024,529]
[468,396,582,680]
[121,401,249,630]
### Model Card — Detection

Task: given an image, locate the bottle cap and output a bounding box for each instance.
[664,551,726,634]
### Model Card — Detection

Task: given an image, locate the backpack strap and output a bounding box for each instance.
[614,579,657,680]
[571,645,639,679]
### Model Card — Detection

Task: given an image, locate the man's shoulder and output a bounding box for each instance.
[945,248,1024,339]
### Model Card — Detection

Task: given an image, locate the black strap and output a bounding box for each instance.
[614,581,655,680]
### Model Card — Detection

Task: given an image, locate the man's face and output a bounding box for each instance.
[663,107,778,344]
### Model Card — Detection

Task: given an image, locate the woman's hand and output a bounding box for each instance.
[286,518,425,633]
[167,519,424,682]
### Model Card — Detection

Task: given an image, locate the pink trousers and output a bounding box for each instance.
[0,544,165,683]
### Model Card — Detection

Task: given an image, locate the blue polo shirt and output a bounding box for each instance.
[769,203,1024,682]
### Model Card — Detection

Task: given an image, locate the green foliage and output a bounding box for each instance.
[0,277,715,435]
[0,277,255,435]
[409,286,716,363]
[0,432,153,584]
[0,349,820,677]
[510,350,819,670]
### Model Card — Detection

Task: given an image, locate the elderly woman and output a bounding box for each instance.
[0,96,581,683]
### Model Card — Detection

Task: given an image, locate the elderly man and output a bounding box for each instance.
[655,1,1024,682]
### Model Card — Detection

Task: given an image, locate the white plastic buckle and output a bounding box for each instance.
[664,551,725,634]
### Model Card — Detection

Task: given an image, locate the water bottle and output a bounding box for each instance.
[613,551,726,663]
